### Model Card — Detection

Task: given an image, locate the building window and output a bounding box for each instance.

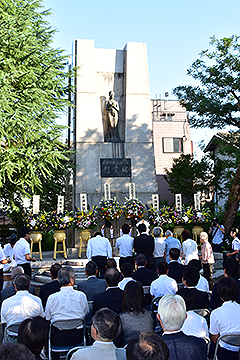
[163,138,183,153]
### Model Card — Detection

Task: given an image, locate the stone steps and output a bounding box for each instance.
[31,259,88,288]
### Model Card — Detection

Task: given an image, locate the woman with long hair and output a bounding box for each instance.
[119,280,155,347]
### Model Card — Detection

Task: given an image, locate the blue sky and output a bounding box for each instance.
[43,0,240,158]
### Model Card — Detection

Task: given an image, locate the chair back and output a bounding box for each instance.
[213,333,240,360]
[151,296,162,313]
[4,322,21,343]
[48,318,85,360]
[66,346,84,360]
[142,285,150,295]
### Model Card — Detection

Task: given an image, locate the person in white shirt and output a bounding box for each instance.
[152,227,166,271]
[182,230,199,265]
[3,233,17,271]
[226,227,240,258]
[150,260,178,298]
[188,259,209,293]
[45,266,88,360]
[180,288,209,339]
[118,262,135,291]
[1,273,44,328]
[115,224,134,267]
[13,227,36,278]
[210,277,240,360]
[87,231,112,276]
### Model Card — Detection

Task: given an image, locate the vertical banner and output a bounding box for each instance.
[129,183,136,199]
[194,192,201,211]
[104,183,111,200]
[175,194,182,213]
[152,194,159,210]
[80,193,87,211]
[23,197,31,209]
[33,195,40,214]
[57,196,64,214]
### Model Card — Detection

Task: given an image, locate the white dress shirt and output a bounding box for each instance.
[45,286,89,323]
[182,239,198,265]
[13,238,30,264]
[153,237,166,258]
[181,310,209,339]
[1,290,44,325]
[232,237,240,251]
[150,274,178,298]
[118,277,135,290]
[196,275,209,293]
[210,301,240,352]
[87,235,112,260]
[115,234,134,257]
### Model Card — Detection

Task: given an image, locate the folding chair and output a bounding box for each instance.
[150,296,163,335]
[48,318,85,360]
[66,346,84,360]
[193,308,210,324]
[4,322,21,343]
[213,333,240,360]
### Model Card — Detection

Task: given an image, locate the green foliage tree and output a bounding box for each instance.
[0,0,72,210]
[173,35,240,234]
[164,154,214,203]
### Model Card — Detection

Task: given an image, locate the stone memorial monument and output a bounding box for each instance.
[73,40,157,208]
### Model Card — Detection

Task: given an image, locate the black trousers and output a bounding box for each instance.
[92,256,107,276]
[203,263,214,290]
[119,256,134,268]
[212,242,223,253]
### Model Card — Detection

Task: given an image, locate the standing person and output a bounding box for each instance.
[87,231,112,276]
[208,218,225,252]
[182,230,198,265]
[164,230,182,264]
[13,227,36,278]
[115,224,134,267]
[200,231,214,290]
[3,233,17,270]
[134,224,154,270]
[0,244,12,291]
[152,227,166,271]
[226,227,240,258]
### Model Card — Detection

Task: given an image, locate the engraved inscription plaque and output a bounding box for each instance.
[100,159,131,177]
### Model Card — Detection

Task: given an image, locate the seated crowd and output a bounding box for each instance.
[0,224,240,360]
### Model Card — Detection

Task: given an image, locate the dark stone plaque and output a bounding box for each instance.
[100,158,131,177]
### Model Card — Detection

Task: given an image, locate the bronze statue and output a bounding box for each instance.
[105,91,119,140]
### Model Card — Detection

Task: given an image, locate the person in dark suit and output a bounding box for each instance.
[210,257,240,310]
[93,267,123,314]
[134,224,154,269]
[158,294,207,360]
[168,248,185,284]
[132,253,157,305]
[1,266,35,305]
[39,263,62,308]
[177,266,209,309]
[77,261,106,300]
